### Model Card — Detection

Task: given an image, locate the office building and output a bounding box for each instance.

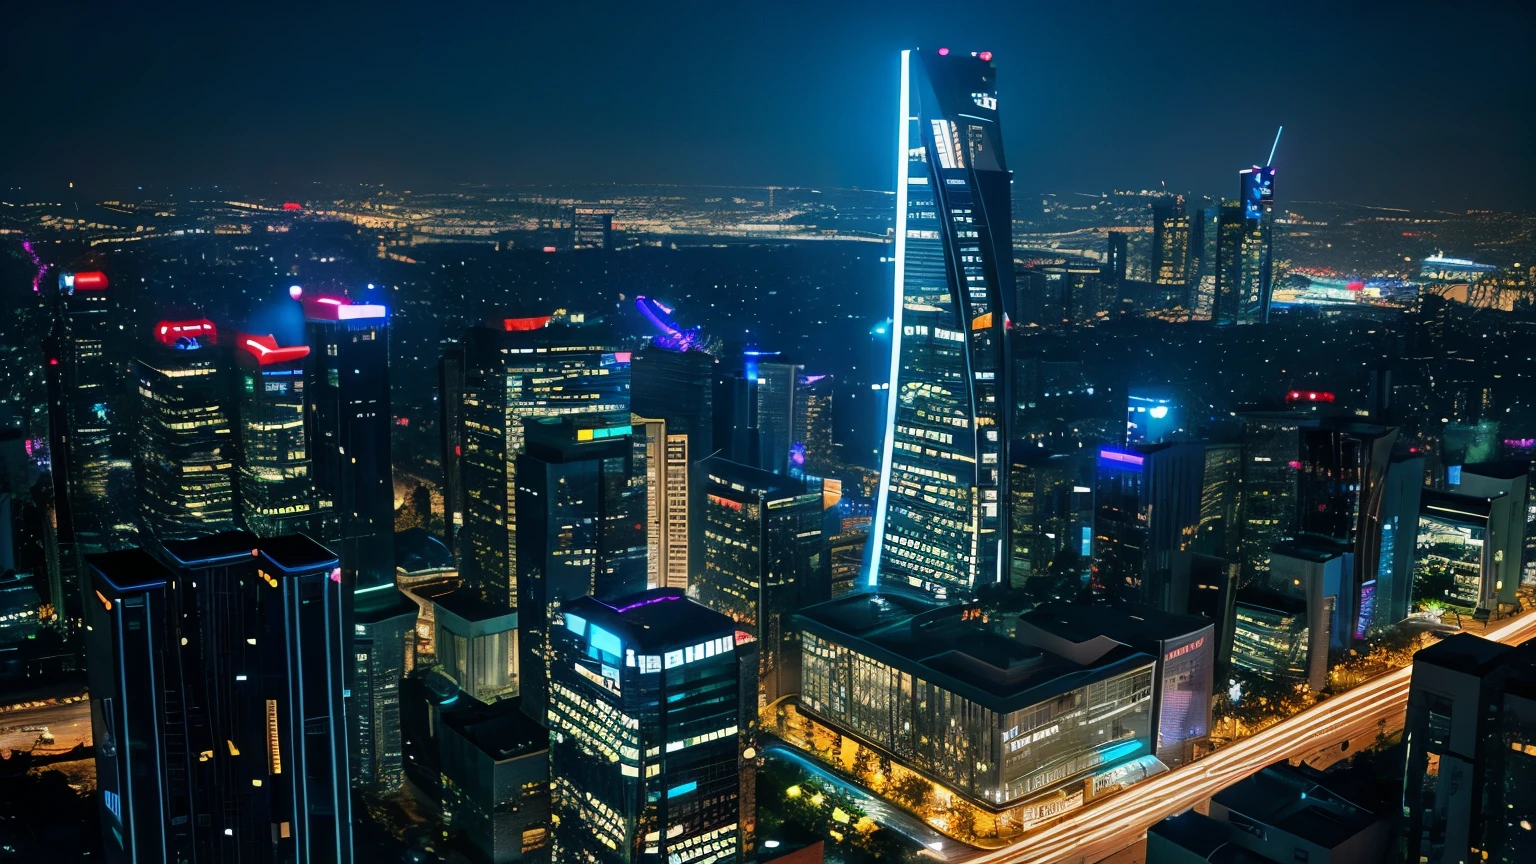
[514,412,647,723]
[1173,552,1239,679]
[1125,389,1181,446]
[693,456,825,708]
[351,584,417,791]
[631,335,715,591]
[1374,448,1426,627]
[1151,196,1191,311]
[794,591,1161,838]
[86,532,352,863]
[1093,444,1204,610]
[45,270,120,569]
[572,207,614,251]
[1231,586,1323,690]
[1009,450,1092,589]
[302,292,394,591]
[1193,442,1242,564]
[1415,486,1521,615]
[434,591,519,705]
[438,699,551,864]
[1018,602,1214,767]
[548,589,751,864]
[135,320,238,542]
[872,47,1014,601]
[1211,202,1246,325]
[1270,537,1352,666]
[795,373,835,475]
[754,359,802,476]
[827,528,867,599]
[1234,165,1277,324]
[459,315,629,609]
[1238,411,1305,587]
[233,332,315,537]
[1403,634,1536,864]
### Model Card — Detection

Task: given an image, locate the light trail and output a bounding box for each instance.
[953,611,1536,864]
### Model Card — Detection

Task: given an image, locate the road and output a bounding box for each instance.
[762,741,954,856]
[952,610,1536,863]
[0,696,91,756]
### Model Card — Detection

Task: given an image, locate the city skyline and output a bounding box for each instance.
[4,2,1535,210]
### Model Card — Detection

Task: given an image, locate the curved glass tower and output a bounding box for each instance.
[871,48,1014,600]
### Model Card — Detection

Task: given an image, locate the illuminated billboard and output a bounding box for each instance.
[1240,166,1275,220]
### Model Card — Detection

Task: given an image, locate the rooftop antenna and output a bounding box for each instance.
[1267,126,1284,167]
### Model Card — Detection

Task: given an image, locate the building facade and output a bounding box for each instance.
[548,589,751,863]
[86,533,353,863]
[233,332,315,537]
[871,47,1015,601]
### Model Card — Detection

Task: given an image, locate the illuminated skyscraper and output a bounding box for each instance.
[1151,195,1191,310]
[631,326,714,591]
[1235,166,1277,324]
[233,332,315,537]
[514,412,648,723]
[135,320,238,543]
[754,359,801,475]
[692,455,825,708]
[302,294,394,590]
[460,315,629,609]
[794,373,835,475]
[86,533,353,863]
[438,340,466,550]
[548,589,752,863]
[872,47,1014,600]
[46,270,117,552]
[1093,444,1204,610]
[1212,202,1246,325]
[572,207,615,250]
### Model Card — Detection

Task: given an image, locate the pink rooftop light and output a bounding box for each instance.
[937,47,949,56]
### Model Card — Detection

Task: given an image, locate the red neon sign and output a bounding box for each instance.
[155,319,217,346]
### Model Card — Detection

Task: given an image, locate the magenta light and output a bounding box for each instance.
[979,50,993,61]
[613,594,683,614]
[938,47,949,56]
[1099,449,1144,467]
[288,285,303,299]
[22,241,46,293]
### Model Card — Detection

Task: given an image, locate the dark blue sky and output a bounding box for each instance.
[6,0,1533,209]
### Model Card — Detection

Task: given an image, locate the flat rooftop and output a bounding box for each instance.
[88,548,173,597]
[1021,601,1210,650]
[566,588,735,654]
[796,590,1154,714]
[1212,764,1382,851]
[441,698,547,761]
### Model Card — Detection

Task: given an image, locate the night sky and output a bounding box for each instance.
[5,0,1533,210]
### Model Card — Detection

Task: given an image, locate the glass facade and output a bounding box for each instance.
[234,336,315,538]
[548,591,746,864]
[872,48,1014,601]
[1231,589,1311,681]
[134,324,238,542]
[460,318,629,609]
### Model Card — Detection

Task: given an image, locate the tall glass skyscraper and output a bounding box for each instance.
[871,48,1014,600]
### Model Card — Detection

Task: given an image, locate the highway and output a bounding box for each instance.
[0,694,92,757]
[951,610,1536,863]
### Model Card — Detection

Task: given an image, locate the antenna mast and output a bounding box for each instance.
[1267,126,1284,167]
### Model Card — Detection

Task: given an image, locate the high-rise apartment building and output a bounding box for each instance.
[1151,195,1191,311]
[514,412,648,723]
[548,589,752,863]
[872,47,1014,601]
[86,532,353,863]
[233,332,314,537]
[692,456,825,708]
[135,320,238,543]
[794,373,834,475]
[459,315,629,609]
[351,585,417,791]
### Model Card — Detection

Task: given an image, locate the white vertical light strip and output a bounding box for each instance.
[869,49,911,589]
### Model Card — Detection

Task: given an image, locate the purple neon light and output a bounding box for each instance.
[635,296,703,352]
[1099,449,1145,467]
[22,241,46,293]
[612,594,684,614]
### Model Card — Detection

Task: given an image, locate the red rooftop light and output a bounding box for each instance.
[502,316,553,332]
[282,202,302,211]
[155,319,217,346]
[938,47,949,56]
[1285,389,1336,404]
[238,333,311,366]
[72,271,109,291]
[979,50,993,62]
